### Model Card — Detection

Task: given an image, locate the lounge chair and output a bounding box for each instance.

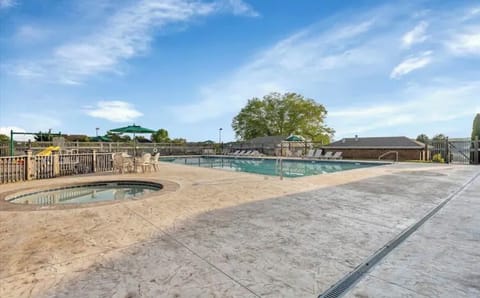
[243,150,253,156]
[305,149,315,159]
[321,151,334,160]
[331,152,343,160]
[251,150,264,157]
[314,150,323,159]
[238,150,246,155]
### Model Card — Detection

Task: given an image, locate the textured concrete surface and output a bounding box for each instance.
[0,162,478,297]
[345,169,480,298]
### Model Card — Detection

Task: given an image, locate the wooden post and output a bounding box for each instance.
[475,136,479,165]
[92,150,97,173]
[25,150,35,180]
[52,151,60,177]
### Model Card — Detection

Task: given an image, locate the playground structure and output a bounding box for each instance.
[9,130,62,156]
[37,146,61,156]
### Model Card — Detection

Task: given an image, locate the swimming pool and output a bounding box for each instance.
[160,156,385,178]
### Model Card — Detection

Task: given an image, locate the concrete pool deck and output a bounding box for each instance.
[0,162,479,297]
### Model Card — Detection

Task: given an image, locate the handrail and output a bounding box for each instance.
[275,158,284,180]
[378,151,398,162]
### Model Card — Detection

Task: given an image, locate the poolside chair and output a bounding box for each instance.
[331,152,343,160]
[321,151,334,160]
[235,150,245,156]
[139,153,153,173]
[285,149,293,157]
[251,150,264,157]
[243,150,253,156]
[314,149,324,159]
[151,153,160,171]
[305,149,315,159]
[294,149,303,157]
[113,153,133,174]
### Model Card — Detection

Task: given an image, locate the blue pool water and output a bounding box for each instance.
[9,181,162,205]
[160,156,385,178]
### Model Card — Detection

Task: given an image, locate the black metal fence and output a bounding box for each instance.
[428,137,479,164]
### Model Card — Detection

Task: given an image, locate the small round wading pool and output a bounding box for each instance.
[7,181,163,206]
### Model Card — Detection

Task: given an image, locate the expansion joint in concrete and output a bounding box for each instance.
[122,205,262,298]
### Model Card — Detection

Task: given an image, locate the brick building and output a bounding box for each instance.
[324,136,426,161]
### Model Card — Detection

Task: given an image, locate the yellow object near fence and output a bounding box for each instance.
[37,146,60,156]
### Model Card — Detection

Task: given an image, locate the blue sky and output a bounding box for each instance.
[0,0,479,142]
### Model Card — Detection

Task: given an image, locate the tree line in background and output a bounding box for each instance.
[1,110,478,145]
[416,113,480,144]
[0,130,188,144]
[415,133,447,144]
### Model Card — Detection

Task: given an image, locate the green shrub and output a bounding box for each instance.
[432,153,445,163]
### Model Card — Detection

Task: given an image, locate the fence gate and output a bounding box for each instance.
[430,138,479,165]
[449,138,480,164]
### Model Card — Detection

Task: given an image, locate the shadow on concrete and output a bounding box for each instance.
[43,169,474,297]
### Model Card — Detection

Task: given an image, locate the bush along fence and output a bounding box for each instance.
[0,151,113,184]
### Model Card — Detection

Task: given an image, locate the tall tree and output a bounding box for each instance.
[171,138,186,144]
[416,134,429,144]
[232,92,334,142]
[432,134,446,141]
[34,131,53,142]
[106,132,131,142]
[0,134,9,143]
[472,113,480,140]
[152,129,170,143]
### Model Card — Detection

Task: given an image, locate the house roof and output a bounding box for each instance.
[325,136,425,149]
[247,135,286,144]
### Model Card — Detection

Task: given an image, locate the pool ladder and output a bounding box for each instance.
[378,151,399,162]
[275,158,284,180]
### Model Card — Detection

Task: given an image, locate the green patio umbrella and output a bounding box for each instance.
[90,135,112,142]
[285,135,305,142]
[108,124,155,158]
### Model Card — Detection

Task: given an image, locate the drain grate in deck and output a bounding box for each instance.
[318,172,480,298]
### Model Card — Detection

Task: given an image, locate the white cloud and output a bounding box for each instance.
[463,7,480,21]
[0,0,16,9]
[7,0,258,84]
[221,0,259,17]
[0,127,34,141]
[171,18,379,123]
[447,30,480,56]
[390,51,432,79]
[329,81,480,138]
[402,21,429,48]
[85,101,143,122]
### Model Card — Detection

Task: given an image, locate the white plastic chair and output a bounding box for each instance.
[139,153,153,173]
[151,153,160,171]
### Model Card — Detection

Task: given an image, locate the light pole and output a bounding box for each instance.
[218,128,223,144]
[96,127,99,137]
